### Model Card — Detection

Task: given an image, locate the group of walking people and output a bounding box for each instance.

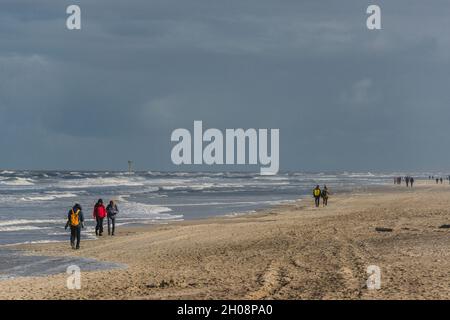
[429,176,448,184]
[64,199,119,250]
[312,185,329,207]
[394,176,415,187]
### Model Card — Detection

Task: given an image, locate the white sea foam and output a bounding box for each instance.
[115,194,130,202]
[119,201,174,216]
[0,225,51,232]
[160,183,217,191]
[4,239,63,246]
[20,192,77,202]
[0,177,35,186]
[0,219,66,227]
[156,200,294,207]
[58,177,145,189]
[0,170,15,175]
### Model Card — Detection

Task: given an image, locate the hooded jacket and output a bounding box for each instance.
[106,204,119,218]
[93,203,107,219]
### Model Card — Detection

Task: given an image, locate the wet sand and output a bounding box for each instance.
[0,180,449,299]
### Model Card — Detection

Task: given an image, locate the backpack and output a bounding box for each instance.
[70,209,80,226]
[314,189,321,197]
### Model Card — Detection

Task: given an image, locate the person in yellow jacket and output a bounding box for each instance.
[65,203,85,250]
[313,185,321,208]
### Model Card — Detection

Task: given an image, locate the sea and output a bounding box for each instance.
[0,170,420,247]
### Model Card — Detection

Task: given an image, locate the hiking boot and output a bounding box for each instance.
[76,246,80,250]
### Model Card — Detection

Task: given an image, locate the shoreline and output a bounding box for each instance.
[1,181,449,299]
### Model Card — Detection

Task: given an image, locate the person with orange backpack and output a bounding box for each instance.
[65,203,85,250]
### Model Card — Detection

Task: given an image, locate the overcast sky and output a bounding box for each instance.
[1,0,450,172]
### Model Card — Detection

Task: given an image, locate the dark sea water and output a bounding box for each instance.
[0,170,417,247]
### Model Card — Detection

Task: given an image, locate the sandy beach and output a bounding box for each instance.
[0,180,449,300]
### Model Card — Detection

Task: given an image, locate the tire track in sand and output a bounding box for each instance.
[246,260,289,299]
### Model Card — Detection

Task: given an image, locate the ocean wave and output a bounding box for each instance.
[156,199,295,207]
[160,183,216,191]
[1,239,63,246]
[20,192,78,202]
[0,225,51,232]
[0,170,16,175]
[58,177,145,189]
[119,201,173,216]
[0,219,66,227]
[0,177,35,186]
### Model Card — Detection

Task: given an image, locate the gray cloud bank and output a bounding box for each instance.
[1,0,450,171]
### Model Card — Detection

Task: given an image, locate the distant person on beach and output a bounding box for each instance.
[410,177,414,188]
[65,203,84,250]
[106,200,119,236]
[436,178,439,184]
[93,199,107,236]
[405,176,410,187]
[313,185,321,208]
[440,177,443,184]
[321,185,329,207]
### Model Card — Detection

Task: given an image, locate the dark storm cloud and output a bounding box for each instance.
[1,0,450,171]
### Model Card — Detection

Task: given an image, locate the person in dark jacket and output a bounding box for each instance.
[321,185,329,207]
[106,200,119,236]
[93,199,107,236]
[65,203,84,250]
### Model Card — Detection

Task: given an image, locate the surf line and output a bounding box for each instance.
[171,121,279,175]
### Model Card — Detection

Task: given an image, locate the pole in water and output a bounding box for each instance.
[128,160,133,173]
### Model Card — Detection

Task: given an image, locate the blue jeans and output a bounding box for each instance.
[107,217,116,235]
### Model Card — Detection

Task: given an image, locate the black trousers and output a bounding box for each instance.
[70,226,81,248]
[107,217,116,235]
[95,217,104,235]
[314,196,320,207]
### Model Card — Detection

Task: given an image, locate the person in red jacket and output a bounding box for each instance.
[93,199,107,236]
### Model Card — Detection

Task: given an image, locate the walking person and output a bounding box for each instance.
[321,185,329,207]
[106,200,119,236]
[65,203,84,250]
[410,177,414,188]
[440,177,443,184]
[93,199,107,236]
[405,176,410,187]
[313,185,321,208]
